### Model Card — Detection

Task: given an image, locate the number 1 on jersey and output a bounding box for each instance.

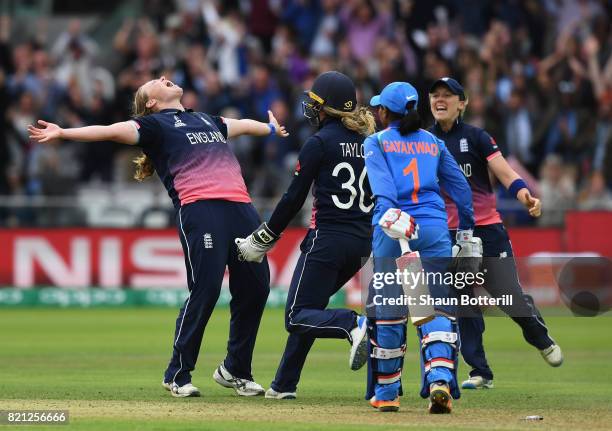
[403,158,420,203]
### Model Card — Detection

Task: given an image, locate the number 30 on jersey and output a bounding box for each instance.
[331,162,373,213]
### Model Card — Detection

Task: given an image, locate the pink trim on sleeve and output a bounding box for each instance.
[486,151,501,161]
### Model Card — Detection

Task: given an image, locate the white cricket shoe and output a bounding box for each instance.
[213,363,265,396]
[162,380,172,391]
[540,344,564,367]
[349,315,368,371]
[170,382,200,398]
[461,375,494,389]
[265,388,297,399]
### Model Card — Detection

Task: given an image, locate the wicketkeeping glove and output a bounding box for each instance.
[235,222,280,263]
[451,230,483,276]
[379,208,419,241]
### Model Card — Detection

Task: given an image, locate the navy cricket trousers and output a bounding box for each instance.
[271,228,371,393]
[164,200,270,386]
[453,224,554,380]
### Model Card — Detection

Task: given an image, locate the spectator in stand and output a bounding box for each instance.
[579,171,612,211]
[247,0,279,53]
[271,25,309,85]
[113,19,164,74]
[0,0,610,229]
[310,0,340,58]
[538,154,576,226]
[51,19,99,103]
[158,14,189,69]
[504,89,533,168]
[249,63,281,121]
[340,0,392,64]
[78,80,118,183]
[6,91,37,192]
[201,71,232,115]
[30,50,65,119]
[201,1,245,87]
[176,42,209,95]
[28,137,79,196]
[281,0,321,50]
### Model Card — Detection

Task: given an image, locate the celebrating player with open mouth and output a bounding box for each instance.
[28,75,289,398]
[428,77,563,390]
[236,71,375,399]
[361,82,478,413]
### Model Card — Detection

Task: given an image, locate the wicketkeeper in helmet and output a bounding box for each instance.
[236,71,376,399]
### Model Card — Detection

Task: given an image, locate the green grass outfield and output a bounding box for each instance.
[0,308,611,430]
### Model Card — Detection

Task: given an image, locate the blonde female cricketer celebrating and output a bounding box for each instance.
[28,76,288,398]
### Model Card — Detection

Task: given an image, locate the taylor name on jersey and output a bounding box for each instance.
[340,142,365,158]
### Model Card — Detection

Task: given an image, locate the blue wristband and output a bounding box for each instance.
[508,178,528,198]
[268,123,276,135]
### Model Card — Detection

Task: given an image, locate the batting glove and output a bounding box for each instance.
[451,230,483,276]
[235,222,280,263]
[379,208,419,241]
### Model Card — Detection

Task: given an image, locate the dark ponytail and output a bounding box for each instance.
[398,100,421,136]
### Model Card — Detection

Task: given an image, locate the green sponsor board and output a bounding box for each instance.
[0,288,346,308]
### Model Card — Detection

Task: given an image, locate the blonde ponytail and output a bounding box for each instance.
[322,105,376,136]
[132,85,156,181]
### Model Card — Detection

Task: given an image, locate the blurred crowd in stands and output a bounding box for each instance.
[0,0,610,227]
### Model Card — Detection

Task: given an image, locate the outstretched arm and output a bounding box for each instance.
[28,120,139,145]
[224,110,289,139]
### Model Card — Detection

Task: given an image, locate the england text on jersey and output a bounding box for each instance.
[133,109,250,208]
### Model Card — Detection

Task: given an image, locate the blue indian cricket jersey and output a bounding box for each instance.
[364,121,474,230]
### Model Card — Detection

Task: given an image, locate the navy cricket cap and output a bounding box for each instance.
[370,82,419,115]
[305,71,357,112]
[429,77,466,100]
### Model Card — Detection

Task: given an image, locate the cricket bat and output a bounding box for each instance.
[396,238,435,326]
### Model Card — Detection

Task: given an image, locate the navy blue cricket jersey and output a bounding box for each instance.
[132,109,250,209]
[429,119,502,229]
[268,117,373,238]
